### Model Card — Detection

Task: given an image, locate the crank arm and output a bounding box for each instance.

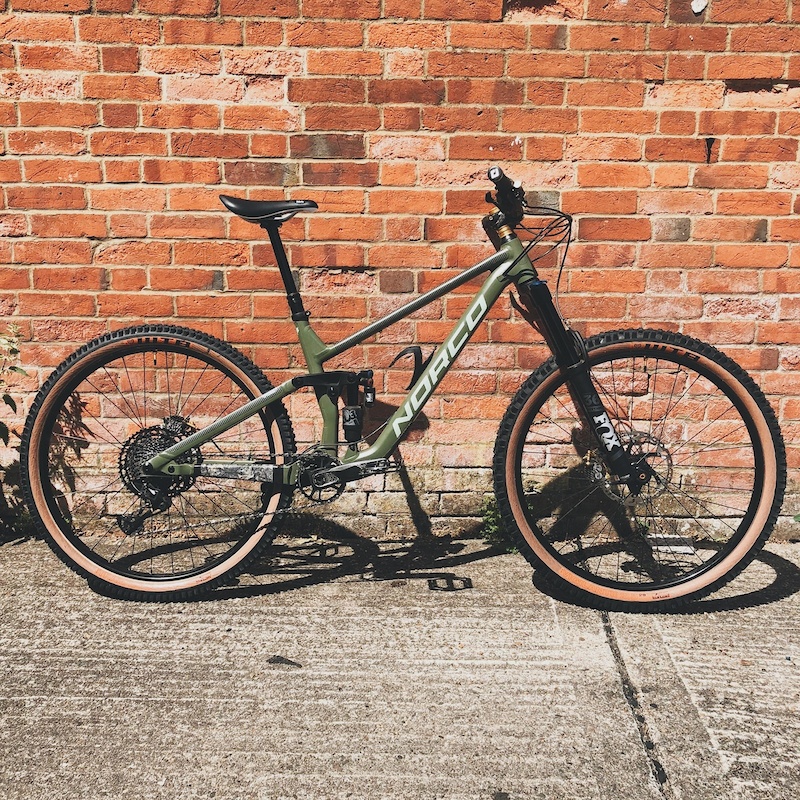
[324,458,399,484]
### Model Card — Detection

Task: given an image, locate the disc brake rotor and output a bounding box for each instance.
[587,430,673,506]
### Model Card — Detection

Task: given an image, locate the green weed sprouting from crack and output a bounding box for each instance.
[0,325,26,448]
[1,325,31,540]
[479,495,518,553]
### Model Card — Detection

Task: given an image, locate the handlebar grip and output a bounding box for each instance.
[488,165,515,194]
[487,166,525,226]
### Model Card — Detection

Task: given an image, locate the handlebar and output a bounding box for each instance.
[486,166,526,228]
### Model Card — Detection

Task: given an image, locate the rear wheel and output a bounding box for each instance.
[493,329,785,610]
[21,325,295,601]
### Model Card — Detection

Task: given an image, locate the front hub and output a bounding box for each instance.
[588,430,672,506]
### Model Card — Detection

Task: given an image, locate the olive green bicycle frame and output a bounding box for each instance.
[147,236,537,481]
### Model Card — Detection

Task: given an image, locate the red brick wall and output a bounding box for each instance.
[1,0,798,535]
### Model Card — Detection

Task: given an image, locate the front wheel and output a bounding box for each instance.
[493,328,786,610]
[21,325,296,601]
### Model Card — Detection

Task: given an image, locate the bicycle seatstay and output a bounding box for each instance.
[146,378,297,473]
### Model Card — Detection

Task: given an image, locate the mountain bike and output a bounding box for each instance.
[20,167,786,608]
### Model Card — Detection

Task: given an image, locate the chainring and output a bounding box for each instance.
[296,450,345,503]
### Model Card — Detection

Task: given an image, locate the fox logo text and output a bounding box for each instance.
[593,412,622,451]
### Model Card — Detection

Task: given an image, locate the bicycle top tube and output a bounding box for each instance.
[321,248,510,362]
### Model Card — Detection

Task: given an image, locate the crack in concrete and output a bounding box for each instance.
[602,611,675,800]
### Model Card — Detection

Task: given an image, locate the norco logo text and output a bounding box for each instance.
[593,412,622,452]
[392,297,488,437]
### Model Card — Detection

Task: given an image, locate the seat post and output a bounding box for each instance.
[262,222,309,321]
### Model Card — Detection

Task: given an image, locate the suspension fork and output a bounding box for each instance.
[517,279,648,494]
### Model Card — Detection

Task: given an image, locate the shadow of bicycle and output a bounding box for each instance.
[207,513,496,601]
[5,439,797,613]
[207,509,800,615]
[497,460,800,615]
[532,545,800,614]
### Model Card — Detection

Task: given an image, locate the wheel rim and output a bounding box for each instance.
[507,342,771,595]
[33,338,287,586]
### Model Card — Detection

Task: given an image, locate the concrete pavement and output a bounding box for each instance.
[1,520,799,799]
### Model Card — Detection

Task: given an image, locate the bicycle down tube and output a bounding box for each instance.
[344,240,530,463]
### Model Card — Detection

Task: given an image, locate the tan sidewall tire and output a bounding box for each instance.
[25,332,288,597]
[503,339,779,606]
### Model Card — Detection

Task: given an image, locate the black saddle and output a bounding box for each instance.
[219,195,318,224]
